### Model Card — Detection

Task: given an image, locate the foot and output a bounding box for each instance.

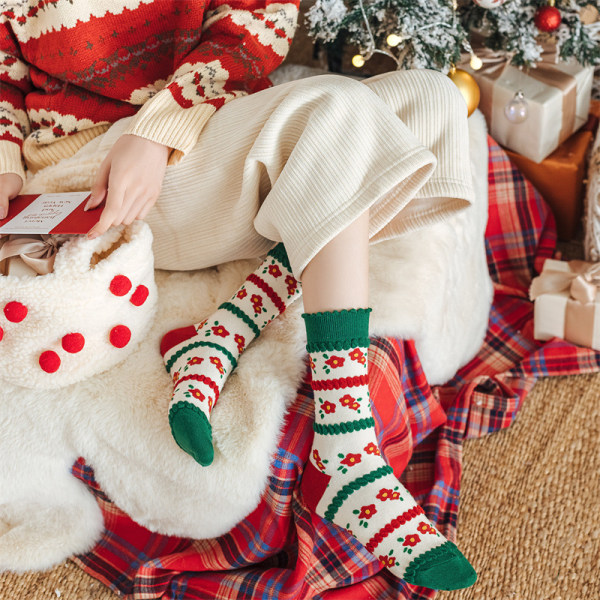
[302,309,476,590]
[161,243,301,465]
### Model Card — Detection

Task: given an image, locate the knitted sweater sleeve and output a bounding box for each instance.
[124,0,299,164]
[0,21,31,183]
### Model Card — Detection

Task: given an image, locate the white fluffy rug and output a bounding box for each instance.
[0,106,492,573]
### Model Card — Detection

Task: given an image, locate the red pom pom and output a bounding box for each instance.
[130,285,149,306]
[109,275,132,297]
[39,350,61,373]
[109,325,131,348]
[534,5,561,32]
[62,332,85,353]
[0,326,3,341]
[4,301,28,323]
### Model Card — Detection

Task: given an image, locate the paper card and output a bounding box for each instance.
[0,192,101,235]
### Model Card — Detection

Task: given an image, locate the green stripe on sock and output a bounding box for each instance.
[302,308,371,349]
[267,242,292,273]
[323,464,393,522]
[313,417,375,435]
[166,340,238,374]
[219,302,261,338]
[306,337,371,354]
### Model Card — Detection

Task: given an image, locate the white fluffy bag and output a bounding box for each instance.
[0,221,157,389]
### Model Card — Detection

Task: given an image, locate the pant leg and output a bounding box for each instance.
[144,73,439,277]
[360,69,475,243]
[62,71,469,279]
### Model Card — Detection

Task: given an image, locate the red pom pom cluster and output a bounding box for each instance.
[3,271,149,375]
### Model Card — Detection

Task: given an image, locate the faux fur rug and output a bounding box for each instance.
[0,106,492,573]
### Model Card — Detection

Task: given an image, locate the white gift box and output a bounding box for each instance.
[471,59,593,163]
[530,259,600,350]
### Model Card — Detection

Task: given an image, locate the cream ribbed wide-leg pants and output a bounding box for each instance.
[80,69,474,278]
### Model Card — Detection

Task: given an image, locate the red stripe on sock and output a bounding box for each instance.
[364,505,425,553]
[247,273,287,314]
[174,374,220,403]
[311,375,369,391]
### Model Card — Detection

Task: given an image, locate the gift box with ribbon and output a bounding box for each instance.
[505,128,594,240]
[529,258,600,350]
[0,234,70,277]
[466,45,593,163]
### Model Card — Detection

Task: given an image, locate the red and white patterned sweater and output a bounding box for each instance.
[0,0,299,179]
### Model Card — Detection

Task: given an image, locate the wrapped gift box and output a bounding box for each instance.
[0,234,63,277]
[505,129,594,240]
[0,254,37,276]
[530,258,600,350]
[469,58,593,163]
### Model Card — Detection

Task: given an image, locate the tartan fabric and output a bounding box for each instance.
[71,136,600,599]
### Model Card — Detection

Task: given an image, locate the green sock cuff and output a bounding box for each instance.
[267,242,292,273]
[302,308,371,352]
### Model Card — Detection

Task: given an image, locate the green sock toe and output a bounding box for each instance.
[403,541,477,591]
[169,402,214,466]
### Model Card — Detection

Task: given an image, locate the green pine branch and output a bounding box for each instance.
[306,0,600,71]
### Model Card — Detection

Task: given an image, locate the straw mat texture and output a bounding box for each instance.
[2,370,598,599]
[440,371,600,600]
[0,560,115,600]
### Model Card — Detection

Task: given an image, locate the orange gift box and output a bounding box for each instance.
[505,129,593,240]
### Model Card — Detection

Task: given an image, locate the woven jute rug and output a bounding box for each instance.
[2,370,599,599]
[440,371,600,600]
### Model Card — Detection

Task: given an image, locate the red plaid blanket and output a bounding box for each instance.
[71,137,600,599]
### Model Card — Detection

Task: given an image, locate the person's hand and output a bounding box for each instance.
[0,172,23,220]
[86,134,169,239]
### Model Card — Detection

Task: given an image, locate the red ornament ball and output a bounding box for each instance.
[39,350,61,373]
[62,332,85,353]
[4,301,28,322]
[109,324,131,348]
[109,274,132,296]
[129,284,149,306]
[534,5,561,32]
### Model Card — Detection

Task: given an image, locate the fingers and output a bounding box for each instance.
[87,183,125,240]
[0,173,23,219]
[0,194,8,220]
[122,193,154,225]
[87,188,158,239]
[85,158,110,211]
[137,200,154,221]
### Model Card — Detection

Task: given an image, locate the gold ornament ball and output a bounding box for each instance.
[448,68,480,117]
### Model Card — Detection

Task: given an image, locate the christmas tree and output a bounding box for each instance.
[306,0,600,73]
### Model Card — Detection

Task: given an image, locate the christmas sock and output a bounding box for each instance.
[161,243,301,466]
[301,309,477,591]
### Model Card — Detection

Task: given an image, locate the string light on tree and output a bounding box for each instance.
[352,54,365,68]
[534,0,562,33]
[386,33,403,48]
[307,0,600,73]
[463,41,482,71]
[470,53,483,70]
[472,0,509,8]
